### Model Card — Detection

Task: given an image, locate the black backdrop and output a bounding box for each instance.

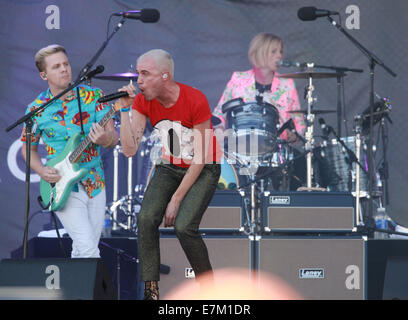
[1,0,407,259]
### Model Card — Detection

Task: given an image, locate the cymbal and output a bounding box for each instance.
[277,70,345,79]
[288,109,336,114]
[94,72,138,81]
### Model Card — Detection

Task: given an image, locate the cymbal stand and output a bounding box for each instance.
[126,111,135,231]
[354,119,364,227]
[126,155,133,230]
[305,75,316,188]
[111,144,121,232]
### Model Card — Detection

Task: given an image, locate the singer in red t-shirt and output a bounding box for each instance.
[117,49,221,300]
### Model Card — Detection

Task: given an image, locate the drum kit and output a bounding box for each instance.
[213,68,391,235]
[97,67,392,236]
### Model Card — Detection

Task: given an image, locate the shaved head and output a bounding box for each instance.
[137,49,174,79]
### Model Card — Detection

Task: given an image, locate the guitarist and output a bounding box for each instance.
[117,49,222,300]
[20,44,118,258]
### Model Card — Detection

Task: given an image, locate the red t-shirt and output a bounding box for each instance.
[132,82,222,168]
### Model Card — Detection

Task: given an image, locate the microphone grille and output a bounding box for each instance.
[297,6,317,21]
[141,8,160,23]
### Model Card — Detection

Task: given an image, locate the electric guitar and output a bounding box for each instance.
[40,103,120,211]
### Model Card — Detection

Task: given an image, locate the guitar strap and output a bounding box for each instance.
[76,86,85,136]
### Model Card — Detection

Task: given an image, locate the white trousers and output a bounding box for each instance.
[55,185,106,258]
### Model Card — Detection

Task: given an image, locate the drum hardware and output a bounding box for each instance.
[235,146,315,236]
[211,115,222,126]
[108,110,141,234]
[277,70,345,79]
[106,194,141,232]
[288,109,336,115]
[354,119,363,226]
[111,144,121,231]
[221,97,244,114]
[126,152,134,230]
[278,69,349,189]
[305,74,316,189]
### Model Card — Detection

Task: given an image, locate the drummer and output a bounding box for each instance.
[213,32,306,143]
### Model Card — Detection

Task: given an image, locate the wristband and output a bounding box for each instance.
[120,107,130,113]
[102,135,115,148]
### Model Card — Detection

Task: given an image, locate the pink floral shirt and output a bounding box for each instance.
[213,69,305,140]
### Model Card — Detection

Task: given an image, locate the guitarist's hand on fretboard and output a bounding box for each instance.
[89,122,115,147]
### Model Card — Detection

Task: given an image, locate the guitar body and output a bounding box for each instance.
[40,132,88,211]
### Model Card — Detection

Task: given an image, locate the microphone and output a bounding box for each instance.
[83,65,104,80]
[277,60,315,68]
[318,118,332,139]
[97,91,129,103]
[297,6,339,21]
[112,8,160,23]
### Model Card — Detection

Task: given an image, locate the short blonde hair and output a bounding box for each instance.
[248,33,283,68]
[35,44,67,72]
[137,49,175,79]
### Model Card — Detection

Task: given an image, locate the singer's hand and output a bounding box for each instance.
[164,197,181,227]
[118,83,136,108]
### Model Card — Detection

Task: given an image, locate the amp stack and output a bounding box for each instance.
[159,189,369,300]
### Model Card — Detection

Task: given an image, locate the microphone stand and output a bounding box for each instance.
[75,17,126,83]
[326,15,397,234]
[99,240,139,300]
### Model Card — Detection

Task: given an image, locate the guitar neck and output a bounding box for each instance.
[69,106,116,163]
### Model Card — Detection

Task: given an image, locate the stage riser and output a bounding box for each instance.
[7,237,408,300]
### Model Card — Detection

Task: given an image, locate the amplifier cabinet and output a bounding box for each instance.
[261,191,355,233]
[258,236,366,300]
[160,190,245,232]
[158,234,252,298]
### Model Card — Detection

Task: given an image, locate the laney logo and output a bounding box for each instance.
[299,268,325,279]
[185,268,195,279]
[269,196,290,205]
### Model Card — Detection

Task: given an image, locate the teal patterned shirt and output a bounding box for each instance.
[21,84,111,198]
